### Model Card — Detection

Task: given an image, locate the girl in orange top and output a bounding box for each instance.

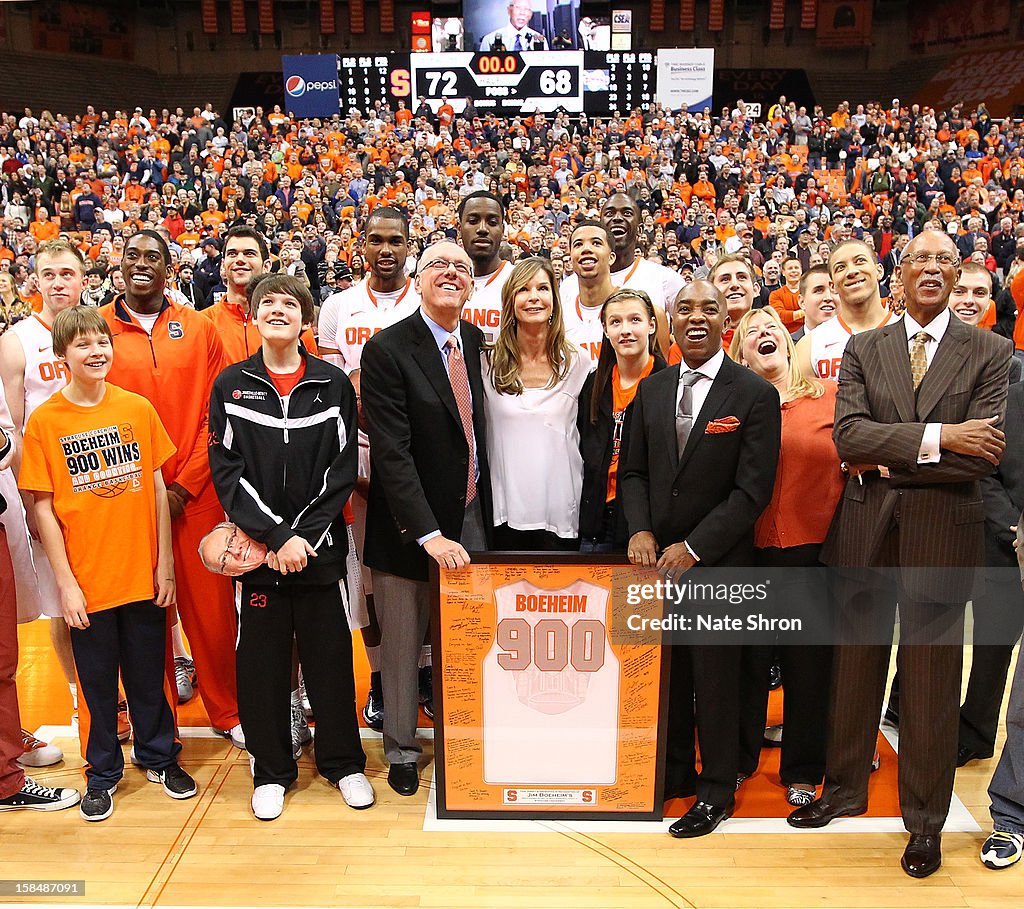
[729,306,844,810]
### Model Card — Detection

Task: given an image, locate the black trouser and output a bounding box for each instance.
[664,644,762,806]
[492,524,579,552]
[888,566,1024,755]
[960,566,1024,753]
[745,545,833,785]
[71,600,179,790]
[237,581,365,789]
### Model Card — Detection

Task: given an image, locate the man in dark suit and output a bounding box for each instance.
[621,279,781,837]
[788,230,1013,879]
[360,240,491,797]
[960,379,1024,764]
[881,232,908,285]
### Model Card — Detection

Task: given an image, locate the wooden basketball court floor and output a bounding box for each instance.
[1,620,1020,909]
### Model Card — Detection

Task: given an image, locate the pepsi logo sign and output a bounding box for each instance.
[286,75,306,97]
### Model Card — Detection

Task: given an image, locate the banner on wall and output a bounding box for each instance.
[815,0,872,48]
[655,48,714,112]
[281,54,341,118]
[31,0,135,60]
[432,556,668,820]
[909,0,1010,54]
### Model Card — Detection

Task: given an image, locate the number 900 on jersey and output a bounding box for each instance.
[411,51,584,114]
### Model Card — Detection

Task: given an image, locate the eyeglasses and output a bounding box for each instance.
[907,252,959,267]
[422,258,472,276]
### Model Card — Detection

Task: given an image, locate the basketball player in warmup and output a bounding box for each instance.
[796,238,897,381]
[202,226,319,362]
[560,193,672,357]
[565,221,618,362]
[0,239,110,764]
[99,230,243,750]
[318,208,423,730]
[458,191,510,345]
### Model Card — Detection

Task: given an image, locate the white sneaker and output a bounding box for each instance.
[251,783,285,821]
[214,724,246,750]
[291,705,311,759]
[337,772,375,810]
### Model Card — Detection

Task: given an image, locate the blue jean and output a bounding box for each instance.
[989,646,1024,834]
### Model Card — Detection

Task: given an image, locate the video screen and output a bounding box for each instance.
[466,0,584,51]
[432,17,465,51]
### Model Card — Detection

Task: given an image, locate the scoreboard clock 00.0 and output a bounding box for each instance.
[411,51,584,114]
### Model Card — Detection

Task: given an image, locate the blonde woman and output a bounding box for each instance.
[483,257,591,550]
[0,272,31,335]
[729,306,844,808]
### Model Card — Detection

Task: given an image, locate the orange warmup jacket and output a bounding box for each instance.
[99,295,240,730]
[201,296,319,364]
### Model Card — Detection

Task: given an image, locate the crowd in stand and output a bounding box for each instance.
[0,95,1023,879]
[2,97,1024,331]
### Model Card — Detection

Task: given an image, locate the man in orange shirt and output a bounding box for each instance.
[768,257,806,333]
[202,227,318,363]
[99,230,243,750]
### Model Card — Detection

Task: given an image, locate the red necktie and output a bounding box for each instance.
[445,336,477,505]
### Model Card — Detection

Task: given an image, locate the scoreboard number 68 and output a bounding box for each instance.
[539,69,573,95]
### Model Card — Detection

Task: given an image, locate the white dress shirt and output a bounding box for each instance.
[901,307,950,464]
[675,348,727,561]
[675,348,725,425]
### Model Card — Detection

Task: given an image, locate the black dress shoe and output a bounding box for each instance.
[668,799,734,838]
[787,798,867,828]
[901,833,941,878]
[883,703,899,728]
[387,762,419,796]
[956,744,994,767]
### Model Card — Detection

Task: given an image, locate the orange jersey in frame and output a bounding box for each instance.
[201,296,319,364]
[19,385,175,614]
[99,297,226,501]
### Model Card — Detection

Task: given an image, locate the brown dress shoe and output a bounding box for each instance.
[901,833,941,878]
[787,797,868,828]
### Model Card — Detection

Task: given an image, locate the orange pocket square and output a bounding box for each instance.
[705,416,742,434]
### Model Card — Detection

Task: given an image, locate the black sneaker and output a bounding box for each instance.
[80,785,116,822]
[418,665,434,720]
[362,685,384,732]
[147,764,198,800]
[0,777,80,812]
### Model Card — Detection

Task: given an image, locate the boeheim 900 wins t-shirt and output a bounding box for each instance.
[19,385,176,614]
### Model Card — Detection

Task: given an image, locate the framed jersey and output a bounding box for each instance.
[432,554,669,820]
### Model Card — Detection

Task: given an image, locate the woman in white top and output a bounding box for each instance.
[483,257,591,550]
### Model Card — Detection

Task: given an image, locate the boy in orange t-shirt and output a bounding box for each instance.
[19,307,197,823]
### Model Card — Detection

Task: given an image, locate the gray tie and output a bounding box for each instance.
[676,370,702,459]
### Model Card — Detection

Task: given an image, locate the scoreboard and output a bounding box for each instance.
[339,54,407,114]
[583,51,656,113]
[335,51,661,117]
[411,51,583,114]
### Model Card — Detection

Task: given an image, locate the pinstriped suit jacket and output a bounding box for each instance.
[821,314,1013,603]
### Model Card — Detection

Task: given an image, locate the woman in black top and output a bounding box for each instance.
[578,288,666,552]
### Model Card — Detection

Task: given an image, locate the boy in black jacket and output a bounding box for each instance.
[208,274,372,821]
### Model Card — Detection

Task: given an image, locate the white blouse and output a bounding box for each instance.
[482,345,591,538]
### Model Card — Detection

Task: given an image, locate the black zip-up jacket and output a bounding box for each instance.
[577,357,667,546]
[208,347,357,587]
